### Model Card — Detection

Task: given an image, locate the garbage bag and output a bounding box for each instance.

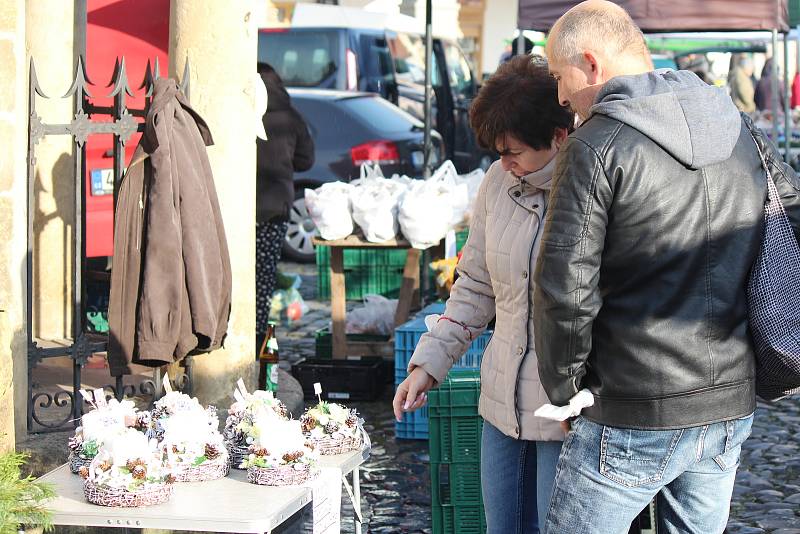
[305,182,354,241]
[345,294,398,335]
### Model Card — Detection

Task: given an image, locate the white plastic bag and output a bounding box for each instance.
[457,168,486,222]
[304,182,354,240]
[350,177,409,242]
[398,160,468,249]
[345,295,398,335]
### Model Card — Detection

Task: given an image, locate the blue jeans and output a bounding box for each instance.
[545,414,754,534]
[481,420,563,534]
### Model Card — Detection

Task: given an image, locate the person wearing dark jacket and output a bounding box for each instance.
[256,63,314,339]
[539,2,800,533]
[755,57,785,112]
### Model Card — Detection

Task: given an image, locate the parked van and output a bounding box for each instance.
[259,4,494,173]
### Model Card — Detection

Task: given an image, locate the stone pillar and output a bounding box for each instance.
[169,0,258,408]
[0,0,25,448]
[481,0,518,75]
[25,2,75,343]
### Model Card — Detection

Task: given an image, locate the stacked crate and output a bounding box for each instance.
[428,370,485,534]
[394,303,491,439]
[316,228,470,300]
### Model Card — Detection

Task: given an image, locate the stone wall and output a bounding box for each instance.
[0,0,26,448]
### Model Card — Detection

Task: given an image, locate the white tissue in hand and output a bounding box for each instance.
[534,389,595,421]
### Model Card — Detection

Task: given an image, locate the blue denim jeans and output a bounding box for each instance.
[544,414,754,534]
[481,420,563,534]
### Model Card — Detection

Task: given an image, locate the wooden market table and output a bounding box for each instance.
[312,234,424,359]
[38,447,369,533]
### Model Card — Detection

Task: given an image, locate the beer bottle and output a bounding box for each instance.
[258,322,279,392]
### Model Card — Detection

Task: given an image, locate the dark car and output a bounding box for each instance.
[259,26,493,175]
[284,88,444,262]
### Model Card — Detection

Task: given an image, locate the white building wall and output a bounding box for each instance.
[481,0,518,76]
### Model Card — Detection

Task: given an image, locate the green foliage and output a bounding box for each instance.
[81,440,98,459]
[192,455,207,466]
[0,451,54,534]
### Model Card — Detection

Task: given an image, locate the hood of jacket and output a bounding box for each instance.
[591,69,741,170]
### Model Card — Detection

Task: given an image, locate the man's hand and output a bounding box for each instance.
[393,367,436,422]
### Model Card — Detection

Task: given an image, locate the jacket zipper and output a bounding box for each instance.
[136,193,143,251]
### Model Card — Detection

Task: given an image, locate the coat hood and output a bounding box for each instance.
[590,69,742,169]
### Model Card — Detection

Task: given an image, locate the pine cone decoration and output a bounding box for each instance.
[98,460,113,472]
[78,466,89,479]
[324,421,339,434]
[126,459,145,471]
[253,447,269,457]
[135,411,152,430]
[345,414,358,428]
[171,444,180,454]
[282,450,304,463]
[204,444,220,460]
[305,441,316,451]
[131,465,147,480]
[300,414,316,433]
[165,474,176,484]
[68,435,82,451]
[277,403,289,419]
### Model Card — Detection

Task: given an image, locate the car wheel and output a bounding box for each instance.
[281,190,319,263]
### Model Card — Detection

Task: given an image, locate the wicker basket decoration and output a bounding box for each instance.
[223,380,289,469]
[144,387,231,482]
[67,392,138,475]
[80,427,174,508]
[240,418,319,486]
[170,443,231,483]
[247,463,318,486]
[300,402,365,456]
[84,480,174,508]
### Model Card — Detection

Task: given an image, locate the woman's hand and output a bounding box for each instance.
[393,367,436,422]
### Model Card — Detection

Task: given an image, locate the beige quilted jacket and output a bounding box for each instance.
[408,159,563,442]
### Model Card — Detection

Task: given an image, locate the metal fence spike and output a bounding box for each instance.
[29,58,48,99]
[106,56,135,99]
[179,57,190,100]
[139,59,153,89]
[63,55,93,99]
[106,57,120,88]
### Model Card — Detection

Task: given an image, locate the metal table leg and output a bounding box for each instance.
[353,466,362,534]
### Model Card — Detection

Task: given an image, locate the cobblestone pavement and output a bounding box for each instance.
[278,261,800,533]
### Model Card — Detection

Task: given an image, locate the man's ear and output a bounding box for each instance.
[582,50,602,84]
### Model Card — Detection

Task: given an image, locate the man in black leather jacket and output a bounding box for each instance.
[533,2,800,532]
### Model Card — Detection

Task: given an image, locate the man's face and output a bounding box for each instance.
[548,55,600,121]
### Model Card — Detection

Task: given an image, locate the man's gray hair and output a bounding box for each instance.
[547,1,650,65]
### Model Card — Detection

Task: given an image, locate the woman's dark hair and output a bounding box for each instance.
[469,55,574,151]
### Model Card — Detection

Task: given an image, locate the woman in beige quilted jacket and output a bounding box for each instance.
[393,55,574,534]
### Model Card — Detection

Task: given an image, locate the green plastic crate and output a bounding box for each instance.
[318,265,406,300]
[455,228,469,251]
[433,504,486,534]
[316,246,409,268]
[428,370,482,462]
[429,370,485,534]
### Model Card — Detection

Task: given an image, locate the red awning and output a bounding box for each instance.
[518,0,789,33]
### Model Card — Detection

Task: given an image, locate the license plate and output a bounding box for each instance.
[90,168,114,196]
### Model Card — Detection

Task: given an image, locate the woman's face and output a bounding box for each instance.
[495,132,562,177]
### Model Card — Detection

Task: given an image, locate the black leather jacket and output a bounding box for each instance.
[534,113,800,429]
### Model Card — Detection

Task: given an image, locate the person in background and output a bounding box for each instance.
[728,54,756,113]
[255,62,314,348]
[755,57,785,112]
[393,55,574,534]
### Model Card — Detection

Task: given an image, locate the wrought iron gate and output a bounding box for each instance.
[26,56,193,433]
